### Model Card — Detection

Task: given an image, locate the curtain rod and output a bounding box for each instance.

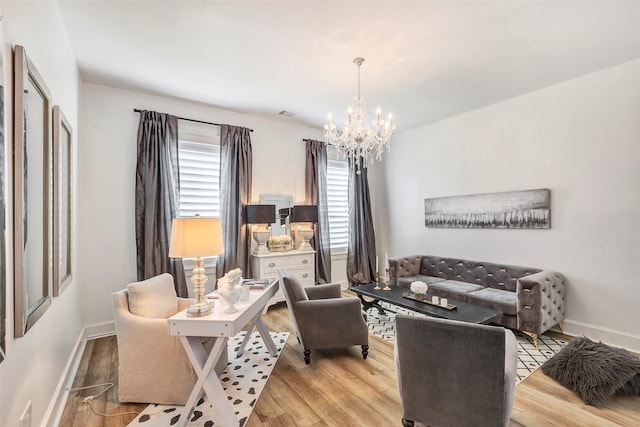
[133,109,253,132]
[302,138,325,143]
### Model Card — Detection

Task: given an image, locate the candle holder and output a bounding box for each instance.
[383,268,391,291]
[374,272,381,290]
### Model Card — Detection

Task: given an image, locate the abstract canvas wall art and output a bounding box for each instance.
[424,189,550,229]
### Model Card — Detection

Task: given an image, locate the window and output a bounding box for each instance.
[326,159,349,252]
[178,140,220,217]
[177,122,221,218]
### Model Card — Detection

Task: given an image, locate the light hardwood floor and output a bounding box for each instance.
[60,303,640,426]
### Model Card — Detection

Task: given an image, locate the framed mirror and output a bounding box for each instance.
[0,18,6,361]
[259,194,293,237]
[53,105,72,296]
[13,44,53,337]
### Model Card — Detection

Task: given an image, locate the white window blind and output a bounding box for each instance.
[178,140,221,218]
[327,159,349,251]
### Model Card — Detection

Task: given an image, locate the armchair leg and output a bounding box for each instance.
[557,322,564,334]
[402,418,415,427]
[361,345,369,359]
[304,349,311,365]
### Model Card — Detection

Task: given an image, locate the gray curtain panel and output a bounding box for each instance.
[218,125,252,278]
[347,162,377,285]
[135,110,187,296]
[305,139,332,284]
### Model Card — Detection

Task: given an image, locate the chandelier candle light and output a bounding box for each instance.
[324,57,395,173]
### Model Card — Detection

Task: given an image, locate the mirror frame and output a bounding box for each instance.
[53,105,72,296]
[13,44,53,337]
[0,18,6,361]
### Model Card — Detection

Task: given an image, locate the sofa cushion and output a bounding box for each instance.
[467,287,517,316]
[427,280,485,302]
[396,275,446,289]
[127,273,178,319]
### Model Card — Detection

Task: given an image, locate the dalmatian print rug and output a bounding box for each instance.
[128,331,289,427]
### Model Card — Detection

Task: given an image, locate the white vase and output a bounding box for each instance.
[219,285,241,313]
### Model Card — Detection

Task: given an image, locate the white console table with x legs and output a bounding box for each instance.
[167,279,279,427]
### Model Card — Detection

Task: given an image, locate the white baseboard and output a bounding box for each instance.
[43,331,86,427]
[561,319,640,353]
[85,321,116,339]
[43,323,117,426]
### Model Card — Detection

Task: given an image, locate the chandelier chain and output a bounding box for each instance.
[355,57,363,98]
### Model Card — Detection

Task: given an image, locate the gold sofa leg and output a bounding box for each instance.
[523,331,539,351]
[557,322,564,334]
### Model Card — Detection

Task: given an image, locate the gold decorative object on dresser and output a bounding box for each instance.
[251,251,315,311]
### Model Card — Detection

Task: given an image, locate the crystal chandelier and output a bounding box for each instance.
[324,57,395,173]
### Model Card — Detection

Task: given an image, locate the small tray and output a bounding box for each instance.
[402,292,457,311]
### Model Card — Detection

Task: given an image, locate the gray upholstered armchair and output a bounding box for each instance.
[278,269,369,364]
[395,315,517,427]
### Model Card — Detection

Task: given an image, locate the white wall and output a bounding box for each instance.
[78,83,338,328]
[383,59,640,350]
[0,2,82,426]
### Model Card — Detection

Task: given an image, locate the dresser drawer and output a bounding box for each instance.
[252,252,315,286]
[260,254,313,273]
[259,266,313,283]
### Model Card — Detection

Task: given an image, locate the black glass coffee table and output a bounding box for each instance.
[351,283,501,325]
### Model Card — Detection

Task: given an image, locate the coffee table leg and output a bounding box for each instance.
[358,295,388,316]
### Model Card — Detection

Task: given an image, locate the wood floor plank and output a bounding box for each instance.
[60,302,640,427]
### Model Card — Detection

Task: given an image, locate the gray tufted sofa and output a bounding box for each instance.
[388,255,565,348]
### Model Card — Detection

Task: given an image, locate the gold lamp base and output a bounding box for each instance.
[187,298,213,317]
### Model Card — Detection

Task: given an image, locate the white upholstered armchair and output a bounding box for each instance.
[112,273,226,405]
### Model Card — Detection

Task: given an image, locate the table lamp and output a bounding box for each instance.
[292,205,318,251]
[169,215,223,317]
[245,204,276,255]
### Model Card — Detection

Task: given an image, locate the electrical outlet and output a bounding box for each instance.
[19,400,31,427]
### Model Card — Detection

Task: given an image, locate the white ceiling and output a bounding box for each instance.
[58,1,640,131]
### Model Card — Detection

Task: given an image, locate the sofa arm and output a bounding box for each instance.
[177,297,193,311]
[389,256,423,287]
[305,283,342,300]
[516,270,565,335]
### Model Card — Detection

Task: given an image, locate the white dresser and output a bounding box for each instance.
[251,251,315,311]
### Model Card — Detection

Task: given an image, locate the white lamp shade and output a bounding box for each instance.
[169,216,223,258]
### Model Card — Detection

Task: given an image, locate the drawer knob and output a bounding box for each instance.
[268,262,276,267]
[302,259,308,264]
[302,273,308,278]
